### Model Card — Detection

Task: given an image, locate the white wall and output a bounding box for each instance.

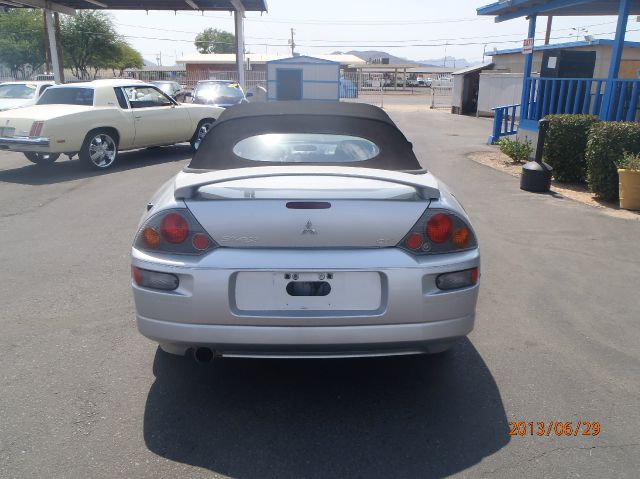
[266,59,339,100]
[451,74,464,111]
[477,73,523,116]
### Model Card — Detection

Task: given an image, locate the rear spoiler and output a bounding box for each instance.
[173,166,440,200]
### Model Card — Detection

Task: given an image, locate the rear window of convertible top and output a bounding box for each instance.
[232,133,380,163]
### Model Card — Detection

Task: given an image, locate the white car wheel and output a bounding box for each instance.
[81,131,118,170]
[24,152,60,165]
[190,120,214,151]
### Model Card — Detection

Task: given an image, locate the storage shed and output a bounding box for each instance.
[266,56,340,101]
[451,63,495,115]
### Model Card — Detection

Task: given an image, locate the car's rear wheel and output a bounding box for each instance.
[80,129,118,170]
[24,152,60,165]
[190,119,214,151]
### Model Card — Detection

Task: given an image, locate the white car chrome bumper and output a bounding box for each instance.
[0,136,50,148]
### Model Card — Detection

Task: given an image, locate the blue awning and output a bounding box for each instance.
[478,0,640,22]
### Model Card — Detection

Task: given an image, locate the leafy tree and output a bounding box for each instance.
[60,11,120,79]
[0,9,46,78]
[194,28,235,54]
[104,41,144,77]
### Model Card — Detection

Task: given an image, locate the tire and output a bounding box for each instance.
[24,152,60,165]
[190,119,215,151]
[79,129,118,170]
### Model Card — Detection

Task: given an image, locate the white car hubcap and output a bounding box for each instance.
[193,122,212,150]
[89,134,116,168]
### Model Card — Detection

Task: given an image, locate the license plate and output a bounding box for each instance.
[234,271,382,311]
[0,127,15,138]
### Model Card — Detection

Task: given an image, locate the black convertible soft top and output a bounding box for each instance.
[188,101,422,171]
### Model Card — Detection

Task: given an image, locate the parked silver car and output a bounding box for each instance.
[131,101,480,361]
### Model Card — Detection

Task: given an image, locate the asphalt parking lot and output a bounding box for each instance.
[1,100,639,479]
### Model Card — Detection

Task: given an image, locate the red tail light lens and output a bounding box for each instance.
[192,232,210,251]
[426,213,453,244]
[405,232,424,250]
[161,213,189,244]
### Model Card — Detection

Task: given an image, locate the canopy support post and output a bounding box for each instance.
[600,0,630,121]
[231,0,246,91]
[520,15,537,120]
[44,9,63,84]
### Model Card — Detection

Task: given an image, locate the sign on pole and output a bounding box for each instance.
[523,38,534,55]
[371,73,382,88]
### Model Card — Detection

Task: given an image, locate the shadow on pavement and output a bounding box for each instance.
[0,145,192,186]
[144,339,509,478]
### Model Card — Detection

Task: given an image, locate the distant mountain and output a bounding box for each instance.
[143,59,158,67]
[418,56,473,68]
[335,50,472,69]
[337,50,420,65]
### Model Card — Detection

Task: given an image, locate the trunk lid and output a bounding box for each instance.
[183,171,436,248]
[0,104,93,136]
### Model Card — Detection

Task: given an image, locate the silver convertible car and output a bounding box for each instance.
[131,102,480,362]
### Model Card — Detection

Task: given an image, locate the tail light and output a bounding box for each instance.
[436,268,479,290]
[426,214,453,244]
[132,267,179,291]
[29,121,44,137]
[134,208,217,255]
[398,209,477,255]
[161,213,189,244]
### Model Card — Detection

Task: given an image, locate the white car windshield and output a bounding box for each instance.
[232,134,381,163]
[0,83,37,99]
[37,87,94,106]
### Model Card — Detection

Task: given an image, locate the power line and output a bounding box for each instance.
[3,23,637,50]
[108,18,621,45]
[173,11,487,25]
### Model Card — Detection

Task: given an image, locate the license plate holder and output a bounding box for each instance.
[234,271,382,311]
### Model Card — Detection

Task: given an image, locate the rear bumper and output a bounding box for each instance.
[0,136,50,150]
[132,247,480,357]
[137,314,474,357]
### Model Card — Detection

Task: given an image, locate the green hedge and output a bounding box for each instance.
[543,115,600,183]
[586,122,640,201]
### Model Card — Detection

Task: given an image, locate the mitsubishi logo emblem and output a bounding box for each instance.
[301,220,317,235]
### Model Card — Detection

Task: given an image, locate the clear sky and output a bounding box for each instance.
[108,0,640,66]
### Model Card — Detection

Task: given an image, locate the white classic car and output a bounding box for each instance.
[0,81,55,112]
[0,79,223,169]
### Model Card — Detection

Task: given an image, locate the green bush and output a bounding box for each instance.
[497,137,533,164]
[586,122,640,200]
[543,114,599,183]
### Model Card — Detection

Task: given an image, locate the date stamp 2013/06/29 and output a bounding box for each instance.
[509,420,601,437]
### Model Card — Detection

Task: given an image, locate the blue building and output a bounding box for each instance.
[478,0,640,144]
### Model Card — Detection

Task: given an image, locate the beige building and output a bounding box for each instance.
[470,39,640,117]
[490,39,640,79]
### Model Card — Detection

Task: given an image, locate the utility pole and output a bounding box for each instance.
[545,16,553,45]
[443,42,448,68]
[42,11,51,74]
[53,13,64,82]
[289,28,296,56]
